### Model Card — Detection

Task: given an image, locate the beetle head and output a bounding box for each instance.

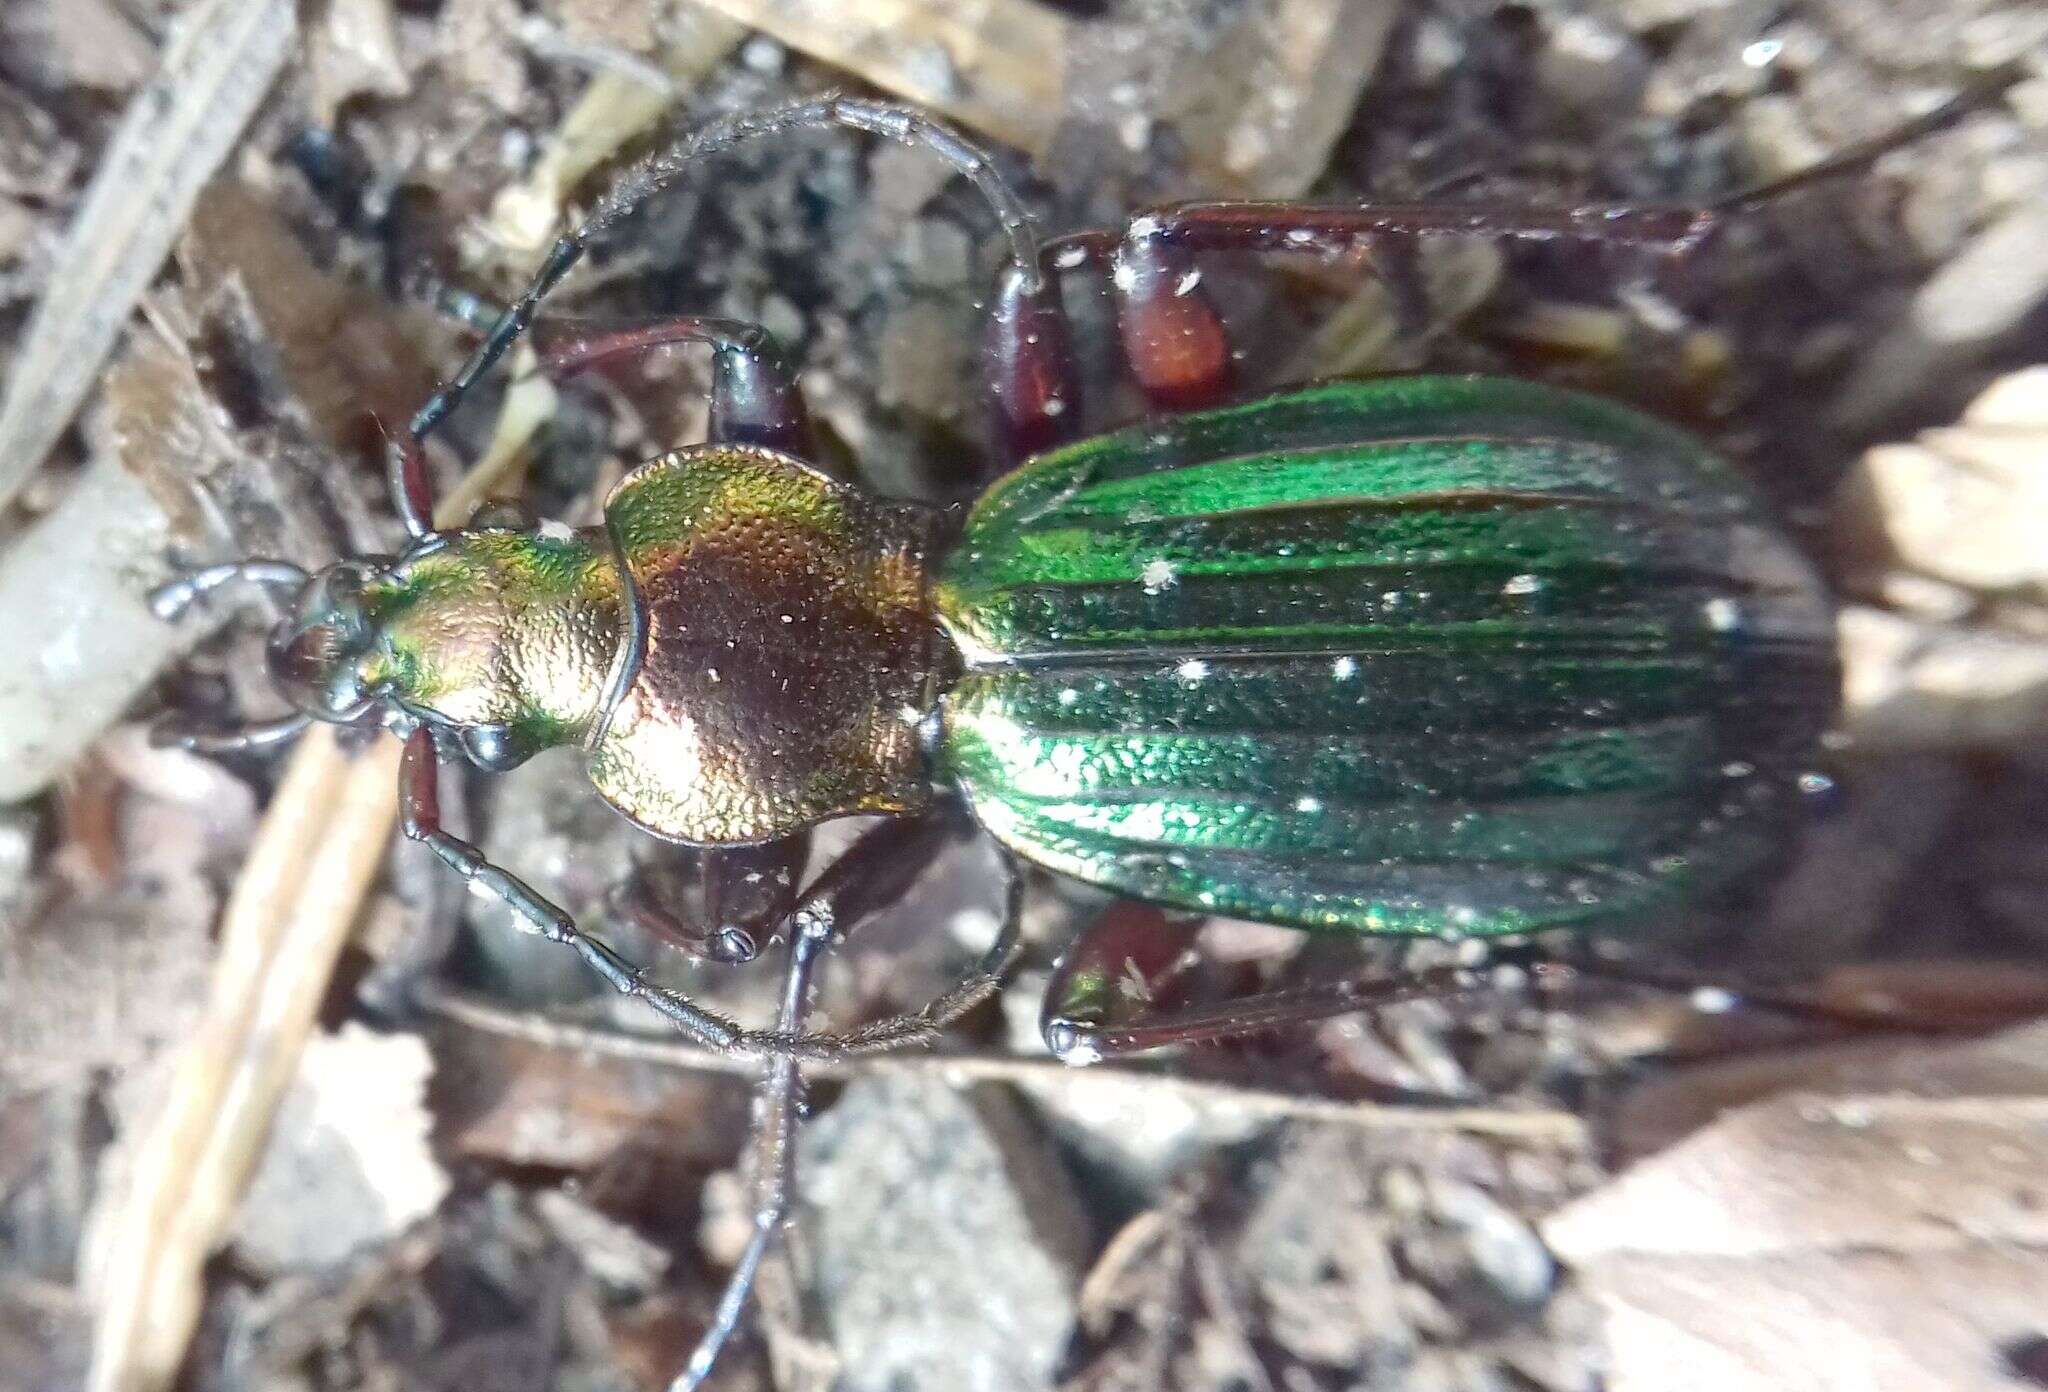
[264,559,392,723]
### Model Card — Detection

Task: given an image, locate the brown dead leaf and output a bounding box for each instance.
[1545,1019,2048,1392]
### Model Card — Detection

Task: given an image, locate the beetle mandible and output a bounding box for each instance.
[150,88,1994,1388]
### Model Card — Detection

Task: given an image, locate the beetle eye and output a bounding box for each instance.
[460,724,538,772]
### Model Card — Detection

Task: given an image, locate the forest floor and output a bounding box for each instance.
[2,2,2047,1390]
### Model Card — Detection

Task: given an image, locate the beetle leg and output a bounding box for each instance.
[1037,904,1966,1062]
[670,872,826,1389]
[403,95,1039,468]
[607,837,809,966]
[670,824,1022,1389]
[150,711,313,755]
[397,727,752,1049]
[402,727,1016,1058]
[534,315,813,455]
[719,816,1022,1058]
[1038,904,1499,1062]
[984,260,1084,468]
[1043,196,1719,416]
[1030,71,2016,418]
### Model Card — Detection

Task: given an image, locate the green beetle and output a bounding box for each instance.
[151,91,1972,1389]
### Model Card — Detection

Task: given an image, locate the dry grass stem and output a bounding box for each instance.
[84,729,402,1392]
[420,983,1593,1146]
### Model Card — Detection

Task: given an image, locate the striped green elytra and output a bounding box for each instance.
[933,375,1836,937]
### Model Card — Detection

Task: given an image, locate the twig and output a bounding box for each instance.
[84,729,402,1392]
[417,983,1591,1145]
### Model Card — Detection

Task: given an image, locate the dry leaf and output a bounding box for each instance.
[1545,1020,2048,1392]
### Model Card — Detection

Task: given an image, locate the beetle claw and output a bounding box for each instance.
[710,925,759,965]
[1042,1016,1105,1067]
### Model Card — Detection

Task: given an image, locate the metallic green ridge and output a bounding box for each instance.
[934,376,1837,937]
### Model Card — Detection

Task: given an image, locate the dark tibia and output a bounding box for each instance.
[533,315,814,456]
[150,712,313,755]
[609,836,810,966]
[1040,903,1488,1061]
[1038,902,1977,1063]
[1016,70,2021,427]
[397,727,752,1049]
[402,725,1016,1058]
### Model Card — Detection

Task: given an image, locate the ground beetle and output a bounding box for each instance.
[150,88,2000,1388]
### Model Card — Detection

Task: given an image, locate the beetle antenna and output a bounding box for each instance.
[1714,64,2021,213]
[148,559,310,621]
[586,95,1039,284]
[406,96,1041,454]
[150,711,314,754]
